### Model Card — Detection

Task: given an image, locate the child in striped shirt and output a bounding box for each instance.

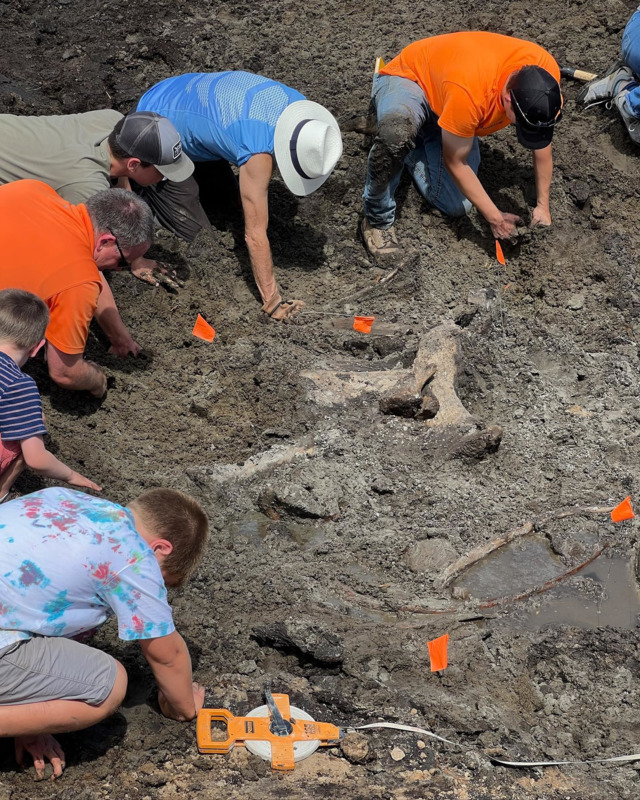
[0,289,101,498]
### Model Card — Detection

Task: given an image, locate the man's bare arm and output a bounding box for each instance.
[95,274,142,357]
[442,130,521,239]
[46,342,107,397]
[531,144,553,226]
[239,154,304,320]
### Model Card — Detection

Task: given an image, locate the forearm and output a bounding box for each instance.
[445,159,501,224]
[143,633,196,721]
[51,356,105,394]
[21,444,73,481]
[95,274,132,345]
[245,225,278,307]
[532,146,553,213]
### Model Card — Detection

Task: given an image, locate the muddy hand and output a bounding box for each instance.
[131,258,184,291]
[267,299,306,321]
[531,205,552,227]
[490,212,522,242]
[15,734,66,780]
[87,362,108,398]
[108,335,142,359]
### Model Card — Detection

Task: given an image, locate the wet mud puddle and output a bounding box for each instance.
[454,536,640,630]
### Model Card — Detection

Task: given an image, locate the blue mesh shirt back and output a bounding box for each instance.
[137,72,305,166]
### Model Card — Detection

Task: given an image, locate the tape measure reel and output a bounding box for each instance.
[243,704,321,763]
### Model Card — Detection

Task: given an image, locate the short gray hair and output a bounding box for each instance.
[85,188,155,248]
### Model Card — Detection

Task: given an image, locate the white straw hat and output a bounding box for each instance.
[273,100,343,196]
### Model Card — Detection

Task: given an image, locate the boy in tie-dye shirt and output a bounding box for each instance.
[0,486,208,779]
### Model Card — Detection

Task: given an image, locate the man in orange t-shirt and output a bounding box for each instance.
[0,180,154,397]
[362,32,563,258]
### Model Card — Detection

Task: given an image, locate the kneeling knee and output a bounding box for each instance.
[377,114,418,154]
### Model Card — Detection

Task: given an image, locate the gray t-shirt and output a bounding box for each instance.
[0,109,123,203]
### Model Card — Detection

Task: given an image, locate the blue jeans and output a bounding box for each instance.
[622,8,640,117]
[363,74,480,228]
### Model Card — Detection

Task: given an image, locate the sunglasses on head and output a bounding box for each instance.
[511,92,564,129]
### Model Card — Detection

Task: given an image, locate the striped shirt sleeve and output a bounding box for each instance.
[0,371,47,441]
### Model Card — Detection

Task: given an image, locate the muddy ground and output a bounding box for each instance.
[1,0,640,797]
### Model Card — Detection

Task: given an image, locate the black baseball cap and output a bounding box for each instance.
[116,111,194,181]
[509,66,563,150]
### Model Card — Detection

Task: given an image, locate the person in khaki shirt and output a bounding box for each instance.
[0,110,194,352]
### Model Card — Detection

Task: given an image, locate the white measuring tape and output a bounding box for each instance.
[352,722,640,767]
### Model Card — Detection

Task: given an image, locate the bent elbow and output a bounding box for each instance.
[48,363,78,389]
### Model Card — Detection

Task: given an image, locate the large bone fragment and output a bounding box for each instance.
[414,321,470,428]
[301,321,502,457]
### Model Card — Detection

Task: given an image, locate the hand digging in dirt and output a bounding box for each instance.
[130,255,184,291]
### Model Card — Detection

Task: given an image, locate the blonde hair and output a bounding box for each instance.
[0,289,49,349]
[130,488,209,585]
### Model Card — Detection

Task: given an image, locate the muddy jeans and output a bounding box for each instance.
[363,74,480,228]
[622,8,640,117]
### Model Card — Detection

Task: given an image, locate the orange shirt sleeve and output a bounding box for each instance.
[46,282,100,355]
[437,82,482,138]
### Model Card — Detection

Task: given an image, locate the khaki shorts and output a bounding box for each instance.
[0,637,118,706]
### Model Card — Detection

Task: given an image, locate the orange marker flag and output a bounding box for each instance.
[611,496,635,523]
[495,240,505,266]
[192,314,215,342]
[427,633,449,672]
[353,315,375,334]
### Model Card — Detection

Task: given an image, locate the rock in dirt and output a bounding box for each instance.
[566,293,585,311]
[449,424,503,459]
[258,481,340,520]
[404,539,458,573]
[390,746,406,761]
[252,619,344,664]
[340,732,375,763]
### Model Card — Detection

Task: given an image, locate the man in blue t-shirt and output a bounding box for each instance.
[135,72,342,321]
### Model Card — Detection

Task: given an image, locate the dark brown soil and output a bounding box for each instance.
[1,1,640,798]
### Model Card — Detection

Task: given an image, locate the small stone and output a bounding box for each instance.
[391,746,406,761]
[416,740,426,749]
[340,732,374,764]
[566,293,585,311]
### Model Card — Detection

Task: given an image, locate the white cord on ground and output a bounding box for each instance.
[352,721,640,768]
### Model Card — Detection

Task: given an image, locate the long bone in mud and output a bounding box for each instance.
[302,320,502,458]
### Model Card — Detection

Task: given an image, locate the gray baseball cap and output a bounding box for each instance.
[116,111,194,182]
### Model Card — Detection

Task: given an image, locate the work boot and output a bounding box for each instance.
[578,61,634,106]
[361,218,400,258]
[614,90,640,145]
